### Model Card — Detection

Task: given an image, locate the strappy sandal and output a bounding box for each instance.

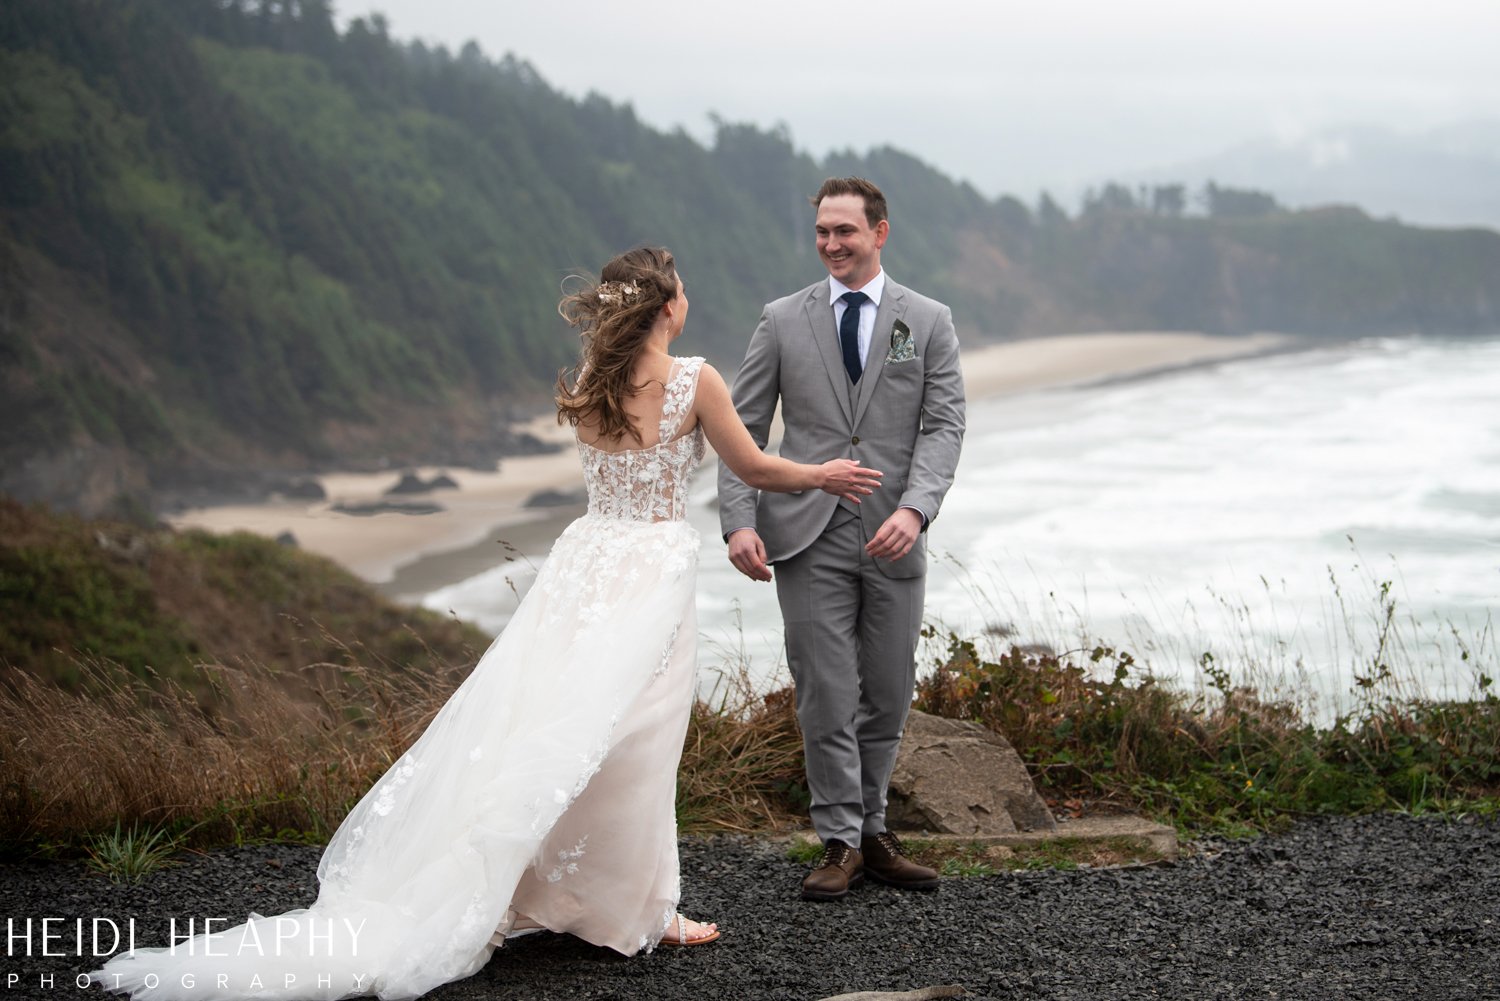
[489,913,546,947]
[659,913,721,946]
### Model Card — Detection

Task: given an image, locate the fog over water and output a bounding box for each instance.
[426,336,1500,717]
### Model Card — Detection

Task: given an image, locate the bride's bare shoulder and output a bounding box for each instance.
[631,354,675,389]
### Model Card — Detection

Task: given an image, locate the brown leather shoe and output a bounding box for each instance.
[800,839,864,901]
[861,831,939,890]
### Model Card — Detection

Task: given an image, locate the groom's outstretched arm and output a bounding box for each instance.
[717,306,781,540]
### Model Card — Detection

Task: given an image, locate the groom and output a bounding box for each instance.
[719,177,966,900]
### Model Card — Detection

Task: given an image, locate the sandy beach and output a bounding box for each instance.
[168,330,1292,592]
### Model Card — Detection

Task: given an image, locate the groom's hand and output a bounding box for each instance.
[727,528,773,582]
[866,507,922,562]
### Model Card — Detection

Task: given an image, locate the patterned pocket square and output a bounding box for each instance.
[885,320,915,364]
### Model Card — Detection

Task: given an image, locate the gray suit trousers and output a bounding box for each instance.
[775,507,925,845]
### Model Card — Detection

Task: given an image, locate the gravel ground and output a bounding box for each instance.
[5,813,1497,1000]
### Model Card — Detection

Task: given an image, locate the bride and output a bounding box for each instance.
[89,246,882,1000]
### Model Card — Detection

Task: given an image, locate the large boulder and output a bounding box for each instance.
[887,710,1056,835]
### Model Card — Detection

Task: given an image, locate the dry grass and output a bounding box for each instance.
[0,650,463,854]
[678,681,806,834]
[1,642,811,855]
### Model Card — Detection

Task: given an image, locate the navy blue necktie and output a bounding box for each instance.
[839,291,868,383]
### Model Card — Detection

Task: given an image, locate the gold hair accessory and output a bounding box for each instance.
[597,280,642,306]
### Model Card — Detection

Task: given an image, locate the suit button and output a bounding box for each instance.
[851,436,860,445]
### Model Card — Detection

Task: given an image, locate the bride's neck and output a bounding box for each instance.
[642,325,672,356]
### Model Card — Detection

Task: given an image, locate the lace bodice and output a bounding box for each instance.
[578,357,706,523]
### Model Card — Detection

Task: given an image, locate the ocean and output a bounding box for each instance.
[423,335,1500,717]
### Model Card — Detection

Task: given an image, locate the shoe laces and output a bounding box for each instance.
[871,831,906,857]
[819,841,855,868]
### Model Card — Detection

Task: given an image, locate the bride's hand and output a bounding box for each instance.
[819,459,883,503]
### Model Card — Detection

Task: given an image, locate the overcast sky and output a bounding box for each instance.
[335,0,1499,202]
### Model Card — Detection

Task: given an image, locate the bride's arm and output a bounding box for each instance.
[693,364,882,502]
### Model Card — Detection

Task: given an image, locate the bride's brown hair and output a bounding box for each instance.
[555,246,680,445]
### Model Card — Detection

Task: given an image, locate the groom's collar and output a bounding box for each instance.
[828,269,886,307]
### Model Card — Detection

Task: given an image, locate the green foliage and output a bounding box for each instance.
[784,839,825,865]
[195,793,337,848]
[1204,182,1281,219]
[939,853,1003,877]
[916,628,1500,836]
[0,509,198,686]
[0,497,488,688]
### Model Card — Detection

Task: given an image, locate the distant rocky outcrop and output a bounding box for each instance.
[271,477,327,501]
[503,431,561,458]
[330,500,444,516]
[524,488,587,509]
[384,472,460,496]
[888,710,1057,835]
[385,473,428,496]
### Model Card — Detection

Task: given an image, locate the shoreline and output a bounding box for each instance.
[167,330,1295,594]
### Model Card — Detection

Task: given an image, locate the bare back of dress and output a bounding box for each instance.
[577,356,707,523]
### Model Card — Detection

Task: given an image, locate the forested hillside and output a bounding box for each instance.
[3,0,1498,515]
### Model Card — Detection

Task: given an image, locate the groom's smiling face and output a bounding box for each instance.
[815,194,888,290]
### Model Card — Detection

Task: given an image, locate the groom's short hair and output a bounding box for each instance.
[812,177,888,228]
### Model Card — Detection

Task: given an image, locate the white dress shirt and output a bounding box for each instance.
[829,269,886,372]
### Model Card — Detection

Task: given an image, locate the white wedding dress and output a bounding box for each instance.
[91,357,709,1000]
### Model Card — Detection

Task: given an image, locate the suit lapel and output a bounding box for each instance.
[803,283,854,426]
[852,282,907,430]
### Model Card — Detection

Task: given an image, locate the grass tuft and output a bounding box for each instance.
[83,820,183,884]
[678,653,808,834]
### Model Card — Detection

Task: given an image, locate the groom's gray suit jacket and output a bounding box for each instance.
[717,277,966,569]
